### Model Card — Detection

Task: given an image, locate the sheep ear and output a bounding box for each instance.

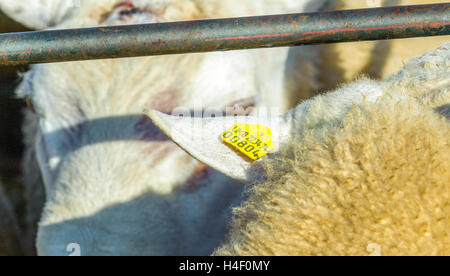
[144,109,291,184]
[0,0,78,29]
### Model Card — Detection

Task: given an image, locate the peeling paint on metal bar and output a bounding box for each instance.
[0,3,449,65]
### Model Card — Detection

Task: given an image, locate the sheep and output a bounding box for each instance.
[2,0,445,257]
[146,42,450,255]
[0,0,332,255]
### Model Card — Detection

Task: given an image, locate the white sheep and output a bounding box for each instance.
[0,0,331,255]
[146,42,450,255]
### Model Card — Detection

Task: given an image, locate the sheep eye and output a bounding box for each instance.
[25,96,36,114]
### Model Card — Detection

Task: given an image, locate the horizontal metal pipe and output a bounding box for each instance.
[0,3,449,65]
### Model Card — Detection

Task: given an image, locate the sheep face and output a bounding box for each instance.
[23,53,258,255]
[4,0,327,255]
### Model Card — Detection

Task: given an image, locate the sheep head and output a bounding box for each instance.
[3,0,328,255]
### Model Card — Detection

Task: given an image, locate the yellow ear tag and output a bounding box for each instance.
[222,124,274,160]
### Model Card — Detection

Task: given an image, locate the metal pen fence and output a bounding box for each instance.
[0,3,448,66]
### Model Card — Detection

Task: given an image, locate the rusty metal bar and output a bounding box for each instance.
[0,3,449,65]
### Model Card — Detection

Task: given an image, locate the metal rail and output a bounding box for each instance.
[0,3,449,65]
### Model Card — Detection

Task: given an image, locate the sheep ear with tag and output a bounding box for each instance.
[144,109,291,184]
